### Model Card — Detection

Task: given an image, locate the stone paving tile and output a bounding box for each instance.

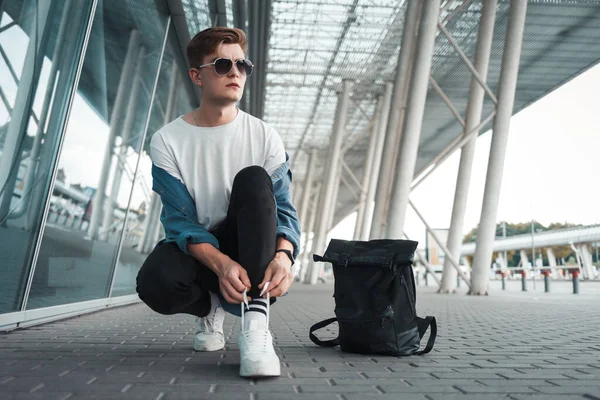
[1,282,600,399]
[426,396,510,400]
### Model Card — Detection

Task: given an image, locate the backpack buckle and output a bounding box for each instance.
[382,255,395,269]
[338,254,350,268]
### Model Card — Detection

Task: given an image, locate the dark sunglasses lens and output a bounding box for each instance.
[214,58,233,75]
[237,60,253,76]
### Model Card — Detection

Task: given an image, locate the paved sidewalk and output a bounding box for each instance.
[1,282,600,400]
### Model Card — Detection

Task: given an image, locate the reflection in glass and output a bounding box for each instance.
[111,24,197,297]
[27,0,168,310]
[0,0,92,314]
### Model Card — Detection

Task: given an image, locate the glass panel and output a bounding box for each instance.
[26,0,168,310]
[0,0,93,314]
[111,24,196,297]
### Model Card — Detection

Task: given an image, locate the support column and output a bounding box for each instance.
[327,163,342,232]
[298,148,318,229]
[361,82,393,241]
[547,247,557,268]
[299,183,321,283]
[440,0,497,293]
[354,99,382,239]
[520,249,529,269]
[547,247,558,278]
[470,1,528,295]
[579,243,595,280]
[306,80,352,284]
[87,30,141,239]
[370,0,421,239]
[386,0,441,239]
[100,46,146,240]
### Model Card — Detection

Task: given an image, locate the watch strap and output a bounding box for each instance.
[275,249,295,264]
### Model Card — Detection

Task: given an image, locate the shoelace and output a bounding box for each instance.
[240,282,270,332]
[241,328,271,353]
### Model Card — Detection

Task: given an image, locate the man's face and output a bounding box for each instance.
[193,43,247,106]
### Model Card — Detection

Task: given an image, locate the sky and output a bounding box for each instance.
[1,11,598,245]
[331,62,600,247]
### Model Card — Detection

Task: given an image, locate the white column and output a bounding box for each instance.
[327,163,342,233]
[470,1,528,295]
[386,0,441,239]
[547,248,557,267]
[298,148,318,230]
[362,82,393,241]
[579,243,595,280]
[370,0,421,239]
[354,99,382,239]
[547,247,558,278]
[306,80,352,284]
[520,249,529,268]
[440,0,497,293]
[299,183,321,283]
[87,31,141,239]
[100,46,146,240]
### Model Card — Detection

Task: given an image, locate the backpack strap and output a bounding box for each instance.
[309,317,339,347]
[415,316,437,355]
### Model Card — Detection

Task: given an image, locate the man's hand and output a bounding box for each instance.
[187,243,251,304]
[258,253,293,298]
[217,258,251,304]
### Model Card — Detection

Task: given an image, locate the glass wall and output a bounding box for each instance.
[0,0,201,325]
[25,0,170,310]
[110,24,196,297]
[0,0,94,314]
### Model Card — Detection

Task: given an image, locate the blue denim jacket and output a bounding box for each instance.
[151,153,301,258]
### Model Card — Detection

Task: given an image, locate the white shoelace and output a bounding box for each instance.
[240,282,270,332]
[242,328,271,353]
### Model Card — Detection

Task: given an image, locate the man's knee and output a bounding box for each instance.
[233,166,272,191]
[232,166,275,207]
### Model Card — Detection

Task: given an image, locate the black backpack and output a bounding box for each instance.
[309,239,437,356]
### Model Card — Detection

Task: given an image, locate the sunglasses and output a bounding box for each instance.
[197,58,254,77]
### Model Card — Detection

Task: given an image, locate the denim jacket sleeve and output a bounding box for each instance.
[270,153,301,258]
[151,164,219,254]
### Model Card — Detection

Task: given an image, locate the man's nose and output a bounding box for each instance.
[229,65,241,78]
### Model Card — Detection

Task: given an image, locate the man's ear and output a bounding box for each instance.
[189,69,203,88]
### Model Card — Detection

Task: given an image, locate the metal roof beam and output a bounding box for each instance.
[209,0,228,27]
[291,0,361,166]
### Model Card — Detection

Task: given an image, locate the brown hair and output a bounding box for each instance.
[187,27,248,68]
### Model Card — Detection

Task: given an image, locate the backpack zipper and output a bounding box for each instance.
[400,274,415,311]
[380,316,392,327]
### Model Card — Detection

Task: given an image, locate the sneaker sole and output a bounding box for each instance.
[239,357,281,377]
[193,340,225,352]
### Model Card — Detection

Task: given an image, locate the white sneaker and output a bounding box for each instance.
[194,292,225,352]
[238,289,281,377]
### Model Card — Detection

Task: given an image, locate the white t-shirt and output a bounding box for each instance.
[150,110,286,230]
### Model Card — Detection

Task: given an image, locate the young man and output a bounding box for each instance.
[136,27,301,378]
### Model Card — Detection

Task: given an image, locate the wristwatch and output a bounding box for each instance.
[275,249,295,265]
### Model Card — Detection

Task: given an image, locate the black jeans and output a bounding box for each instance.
[136,166,277,318]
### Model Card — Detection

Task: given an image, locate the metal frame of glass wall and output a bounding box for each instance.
[0,0,197,331]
